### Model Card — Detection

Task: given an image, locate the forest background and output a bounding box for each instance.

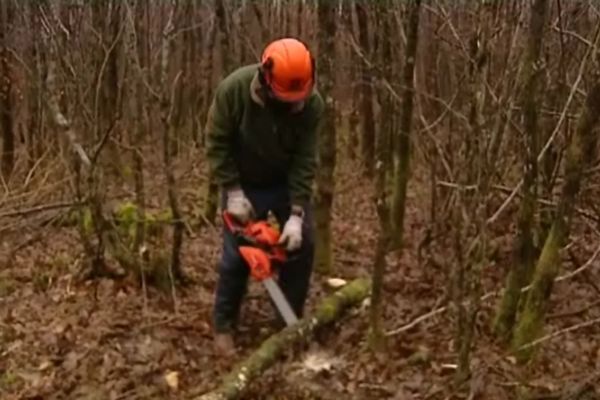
[1,1,600,399]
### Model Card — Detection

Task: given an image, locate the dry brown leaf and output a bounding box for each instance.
[38,360,52,371]
[506,356,517,365]
[325,278,348,289]
[165,370,179,391]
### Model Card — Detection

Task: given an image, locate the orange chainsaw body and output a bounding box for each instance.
[223,212,287,280]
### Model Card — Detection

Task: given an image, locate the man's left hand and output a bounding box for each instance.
[279,214,303,251]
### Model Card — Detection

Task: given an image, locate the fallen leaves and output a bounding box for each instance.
[38,360,52,371]
[164,370,179,391]
[1,152,600,400]
[301,350,342,374]
[325,277,348,289]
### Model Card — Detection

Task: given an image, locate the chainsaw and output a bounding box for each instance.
[222,211,299,327]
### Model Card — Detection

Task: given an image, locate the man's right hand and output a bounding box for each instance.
[226,188,254,224]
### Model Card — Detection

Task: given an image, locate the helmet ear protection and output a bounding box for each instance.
[257,57,274,88]
[258,39,316,101]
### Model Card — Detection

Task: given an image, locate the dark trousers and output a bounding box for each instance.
[212,184,314,333]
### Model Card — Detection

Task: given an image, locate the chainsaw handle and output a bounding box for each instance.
[222,210,243,232]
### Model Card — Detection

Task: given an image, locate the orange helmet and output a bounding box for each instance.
[259,38,315,102]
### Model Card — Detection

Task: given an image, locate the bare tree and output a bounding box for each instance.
[355,2,375,177]
[453,2,493,382]
[159,2,186,295]
[0,0,15,181]
[314,0,337,275]
[390,0,421,250]
[203,0,232,225]
[494,0,550,342]
[25,2,45,172]
[124,0,147,278]
[512,82,600,362]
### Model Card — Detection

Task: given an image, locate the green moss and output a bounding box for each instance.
[54,208,80,228]
[407,346,432,366]
[512,224,561,363]
[116,201,137,222]
[112,202,173,242]
[208,277,371,400]
[0,370,19,390]
[114,201,138,242]
[493,269,524,342]
[155,208,173,223]
[0,278,16,297]
[316,300,338,323]
[53,253,71,272]
[313,204,333,274]
[516,386,532,400]
[511,302,544,362]
[122,165,133,180]
[82,207,93,234]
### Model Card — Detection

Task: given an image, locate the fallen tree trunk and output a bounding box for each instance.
[195,278,371,400]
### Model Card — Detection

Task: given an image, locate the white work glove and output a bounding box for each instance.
[226,188,253,224]
[278,213,303,251]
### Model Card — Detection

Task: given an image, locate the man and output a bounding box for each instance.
[205,38,324,356]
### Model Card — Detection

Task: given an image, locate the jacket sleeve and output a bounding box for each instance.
[205,82,240,190]
[288,95,325,207]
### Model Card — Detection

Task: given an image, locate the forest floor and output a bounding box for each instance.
[1,146,600,400]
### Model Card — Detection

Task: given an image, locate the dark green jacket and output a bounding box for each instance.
[205,64,324,206]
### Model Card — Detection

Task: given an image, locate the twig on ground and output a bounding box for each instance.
[437,181,598,223]
[517,316,600,351]
[556,243,600,283]
[0,201,81,219]
[137,315,179,332]
[547,299,600,319]
[5,232,44,265]
[195,278,371,400]
[386,241,600,336]
[559,371,600,400]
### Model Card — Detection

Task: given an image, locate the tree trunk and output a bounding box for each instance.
[203,0,230,225]
[368,0,399,351]
[125,0,147,258]
[375,3,395,174]
[198,12,217,147]
[355,2,375,177]
[215,0,232,74]
[313,0,337,274]
[251,2,268,45]
[390,0,421,250]
[493,0,549,342]
[297,1,303,38]
[92,0,123,177]
[512,83,600,362]
[539,17,567,244]
[27,2,43,172]
[195,278,371,400]
[0,0,15,181]
[454,3,491,383]
[160,5,185,286]
[342,2,359,161]
[188,1,202,145]
[368,190,391,351]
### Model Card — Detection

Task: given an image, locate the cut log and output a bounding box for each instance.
[195,278,371,400]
